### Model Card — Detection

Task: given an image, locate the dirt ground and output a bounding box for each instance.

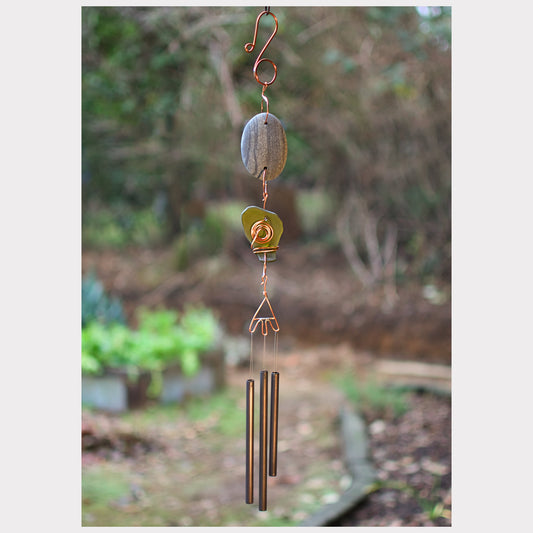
[82,344,354,526]
[82,342,451,526]
[82,245,451,526]
[82,244,451,364]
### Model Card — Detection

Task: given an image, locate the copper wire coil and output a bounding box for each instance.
[251,219,274,245]
[252,246,279,255]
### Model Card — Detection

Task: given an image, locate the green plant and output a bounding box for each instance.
[81,322,139,376]
[183,390,242,438]
[82,205,165,249]
[81,307,220,379]
[172,209,228,271]
[82,466,130,508]
[335,374,409,418]
[82,272,126,327]
[296,189,337,240]
[368,477,450,522]
[417,474,450,521]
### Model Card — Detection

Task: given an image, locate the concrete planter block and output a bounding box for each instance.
[161,367,214,404]
[161,349,226,404]
[82,375,127,412]
[82,370,151,412]
[81,349,226,410]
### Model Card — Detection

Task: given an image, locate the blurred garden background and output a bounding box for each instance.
[81,6,451,527]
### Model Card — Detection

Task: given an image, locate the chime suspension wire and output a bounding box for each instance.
[262,254,267,369]
[274,330,278,372]
[249,331,254,378]
[263,330,267,369]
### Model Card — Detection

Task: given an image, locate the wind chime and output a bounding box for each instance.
[240,7,287,512]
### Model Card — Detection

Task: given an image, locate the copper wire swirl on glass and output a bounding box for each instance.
[250,219,279,255]
[251,219,274,244]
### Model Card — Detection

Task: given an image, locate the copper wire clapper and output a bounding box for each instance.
[249,294,280,336]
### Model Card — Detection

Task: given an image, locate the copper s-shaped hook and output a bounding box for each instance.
[244,10,278,88]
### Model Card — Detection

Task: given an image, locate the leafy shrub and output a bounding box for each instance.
[82,205,164,249]
[82,272,126,327]
[172,209,227,271]
[82,307,220,378]
[296,189,337,240]
[336,374,409,418]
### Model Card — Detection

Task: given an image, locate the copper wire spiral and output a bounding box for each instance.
[250,219,278,254]
[251,219,273,244]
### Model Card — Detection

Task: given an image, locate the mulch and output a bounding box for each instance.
[334,389,451,526]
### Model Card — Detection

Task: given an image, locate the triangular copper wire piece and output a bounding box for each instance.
[249,295,280,336]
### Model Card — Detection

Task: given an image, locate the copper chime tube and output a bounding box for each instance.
[259,370,269,511]
[269,371,279,477]
[245,379,255,504]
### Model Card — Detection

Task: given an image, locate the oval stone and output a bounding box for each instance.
[241,113,287,181]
